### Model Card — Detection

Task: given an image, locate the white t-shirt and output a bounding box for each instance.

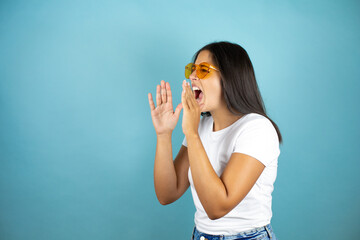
[182,113,280,235]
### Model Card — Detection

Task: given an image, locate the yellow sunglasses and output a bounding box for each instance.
[185,62,219,79]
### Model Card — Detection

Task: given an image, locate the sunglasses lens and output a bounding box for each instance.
[185,63,194,79]
[197,64,210,79]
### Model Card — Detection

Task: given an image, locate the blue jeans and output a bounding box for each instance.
[191,223,277,240]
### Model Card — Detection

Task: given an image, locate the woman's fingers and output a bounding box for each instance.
[148,93,155,111]
[161,80,167,103]
[166,82,172,106]
[185,82,196,109]
[181,81,189,110]
[156,84,161,107]
[154,81,174,110]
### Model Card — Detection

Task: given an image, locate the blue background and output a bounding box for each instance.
[1,0,359,239]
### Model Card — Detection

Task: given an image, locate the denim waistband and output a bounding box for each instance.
[192,223,274,240]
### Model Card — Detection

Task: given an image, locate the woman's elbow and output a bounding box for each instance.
[156,194,176,205]
[206,208,228,220]
[206,197,244,220]
[158,199,173,205]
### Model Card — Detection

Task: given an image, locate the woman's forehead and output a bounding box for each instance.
[195,50,215,65]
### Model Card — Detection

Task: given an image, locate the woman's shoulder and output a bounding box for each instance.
[236,113,278,142]
[241,113,274,128]
[243,112,269,121]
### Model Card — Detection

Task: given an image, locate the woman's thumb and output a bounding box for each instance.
[174,103,183,118]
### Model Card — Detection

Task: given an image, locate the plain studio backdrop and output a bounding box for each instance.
[0,1,359,239]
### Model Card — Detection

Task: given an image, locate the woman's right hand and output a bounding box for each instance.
[148,80,183,136]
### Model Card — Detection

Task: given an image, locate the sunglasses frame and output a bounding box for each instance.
[185,62,219,79]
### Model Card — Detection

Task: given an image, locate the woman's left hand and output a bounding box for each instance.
[181,80,201,137]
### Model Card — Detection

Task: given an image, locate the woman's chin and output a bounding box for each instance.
[199,102,205,111]
[196,96,206,112]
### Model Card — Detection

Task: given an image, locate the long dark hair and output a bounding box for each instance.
[193,41,283,144]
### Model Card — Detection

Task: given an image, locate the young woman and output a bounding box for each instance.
[148,41,282,240]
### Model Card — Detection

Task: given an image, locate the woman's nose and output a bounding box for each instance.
[189,69,198,80]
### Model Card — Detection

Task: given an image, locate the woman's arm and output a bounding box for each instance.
[154,134,190,205]
[186,133,265,220]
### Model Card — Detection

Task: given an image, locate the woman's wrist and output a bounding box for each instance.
[185,132,200,141]
[157,132,172,139]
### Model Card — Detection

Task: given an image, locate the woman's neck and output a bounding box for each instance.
[210,108,244,132]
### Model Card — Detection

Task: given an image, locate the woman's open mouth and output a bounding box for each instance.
[193,86,204,104]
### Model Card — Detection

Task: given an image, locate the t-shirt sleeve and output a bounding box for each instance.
[233,119,280,167]
[182,136,187,147]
